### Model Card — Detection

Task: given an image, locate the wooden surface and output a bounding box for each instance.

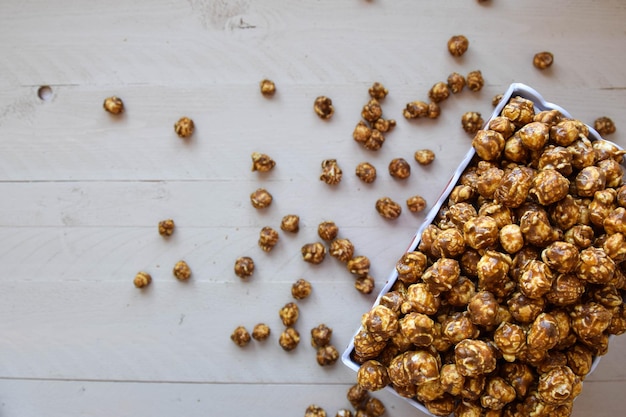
[1,1,625,416]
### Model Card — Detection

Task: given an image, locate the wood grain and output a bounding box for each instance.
[1,0,625,416]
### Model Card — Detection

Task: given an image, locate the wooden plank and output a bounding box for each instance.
[2,280,625,383]
[0,281,376,383]
[0,378,624,417]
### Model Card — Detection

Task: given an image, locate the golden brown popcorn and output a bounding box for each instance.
[499,224,524,254]
[361,305,399,342]
[529,169,570,205]
[231,326,251,347]
[563,224,595,249]
[502,96,535,127]
[355,161,377,183]
[250,188,273,209]
[476,250,511,293]
[279,302,299,327]
[259,79,276,97]
[518,121,550,151]
[258,226,279,252]
[314,96,334,119]
[534,109,563,126]
[399,312,436,346]
[329,238,354,263]
[575,246,616,284]
[476,166,505,199]
[472,130,505,161]
[466,70,484,92]
[541,241,579,274]
[311,324,333,348]
[347,383,369,408]
[550,120,581,146]
[234,256,255,279]
[593,138,625,162]
[570,302,612,340]
[357,360,390,391]
[604,207,626,234]
[446,202,478,229]
[173,260,191,281]
[304,405,326,417]
[353,329,386,362]
[278,327,300,352]
[375,197,402,220]
[414,149,436,165]
[316,345,339,366]
[251,323,271,341]
[280,214,300,233]
[158,219,175,236]
[433,228,466,258]
[440,363,465,396]
[429,81,451,103]
[481,377,516,411]
[317,220,339,241]
[395,251,428,284]
[504,133,530,163]
[462,111,484,134]
[445,276,477,307]
[527,313,560,352]
[519,259,554,299]
[507,291,546,324]
[537,366,582,406]
[568,137,597,170]
[424,394,456,416]
[422,257,461,294]
[103,96,124,114]
[174,116,194,138]
[594,116,616,136]
[493,322,526,362]
[403,100,429,119]
[388,350,440,387]
[353,121,372,145]
[455,339,497,377]
[489,116,517,139]
[575,165,606,197]
[519,207,560,248]
[448,35,469,56]
[467,291,499,327]
[388,158,411,179]
[442,312,480,344]
[133,271,151,288]
[603,232,626,263]
[464,215,499,250]
[348,255,371,277]
[545,273,585,307]
[538,146,573,176]
[533,51,554,70]
[597,158,624,188]
[291,278,312,300]
[565,344,594,376]
[251,152,276,172]
[494,166,534,208]
[406,195,428,213]
[320,159,343,185]
[403,283,441,315]
[361,98,383,122]
[301,242,326,264]
[447,72,466,94]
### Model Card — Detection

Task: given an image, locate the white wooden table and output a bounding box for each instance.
[1,1,625,416]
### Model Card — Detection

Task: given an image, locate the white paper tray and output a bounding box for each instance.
[341,82,622,417]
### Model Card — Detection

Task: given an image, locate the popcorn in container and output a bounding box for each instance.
[341,83,625,416]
